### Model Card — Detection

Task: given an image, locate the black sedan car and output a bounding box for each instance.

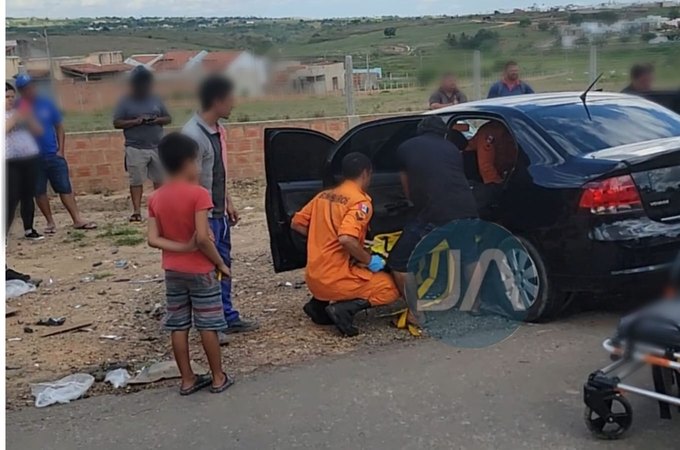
[264,92,680,321]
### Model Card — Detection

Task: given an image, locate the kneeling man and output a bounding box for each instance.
[291,153,400,337]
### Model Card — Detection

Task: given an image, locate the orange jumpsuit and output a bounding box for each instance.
[466,122,518,185]
[292,180,400,306]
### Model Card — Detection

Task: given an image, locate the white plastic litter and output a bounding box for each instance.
[104,368,131,388]
[30,373,95,408]
[6,280,37,299]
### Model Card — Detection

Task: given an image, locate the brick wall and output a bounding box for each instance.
[65,115,366,193]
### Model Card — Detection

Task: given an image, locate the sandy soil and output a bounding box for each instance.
[5,180,409,409]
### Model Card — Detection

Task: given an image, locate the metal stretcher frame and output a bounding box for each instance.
[583,337,680,439]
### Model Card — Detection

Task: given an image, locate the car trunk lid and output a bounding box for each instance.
[586,136,680,223]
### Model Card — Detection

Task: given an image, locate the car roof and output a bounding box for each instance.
[425,91,645,115]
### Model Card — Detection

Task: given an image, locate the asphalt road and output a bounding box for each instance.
[6,312,678,450]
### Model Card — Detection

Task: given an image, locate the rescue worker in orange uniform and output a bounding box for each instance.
[291,153,400,337]
[465,121,517,215]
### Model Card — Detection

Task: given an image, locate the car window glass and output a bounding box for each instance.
[332,119,422,174]
[526,101,680,154]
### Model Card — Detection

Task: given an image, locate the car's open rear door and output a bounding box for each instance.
[264,128,336,272]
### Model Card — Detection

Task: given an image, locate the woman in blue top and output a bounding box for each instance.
[5,82,43,240]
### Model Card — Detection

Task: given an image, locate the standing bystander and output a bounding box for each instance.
[182,75,259,341]
[429,73,468,109]
[15,74,96,233]
[113,66,172,222]
[621,63,655,95]
[147,132,233,395]
[487,61,534,99]
[5,82,43,240]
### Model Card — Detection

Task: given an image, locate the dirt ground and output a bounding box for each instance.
[5,180,410,409]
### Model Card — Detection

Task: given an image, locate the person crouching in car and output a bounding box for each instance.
[290,153,400,337]
[387,116,479,324]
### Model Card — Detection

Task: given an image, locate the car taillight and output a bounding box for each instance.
[579,175,643,215]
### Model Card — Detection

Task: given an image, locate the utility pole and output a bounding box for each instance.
[472,50,481,101]
[589,45,598,85]
[344,55,355,116]
[365,52,370,91]
[43,28,54,89]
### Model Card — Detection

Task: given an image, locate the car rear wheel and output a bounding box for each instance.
[499,236,570,322]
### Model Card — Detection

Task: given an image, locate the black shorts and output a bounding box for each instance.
[387,220,436,273]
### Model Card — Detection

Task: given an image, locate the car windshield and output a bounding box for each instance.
[527,101,680,155]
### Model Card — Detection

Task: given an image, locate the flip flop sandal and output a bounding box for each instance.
[74,222,98,230]
[44,225,57,235]
[129,214,143,223]
[179,373,212,396]
[210,373,235,394]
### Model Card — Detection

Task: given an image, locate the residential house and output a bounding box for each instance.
[201,51,269,97]
[150,50,207,73]
[353,68,382,91]
[292,62,345,94]
[125,54,163,69]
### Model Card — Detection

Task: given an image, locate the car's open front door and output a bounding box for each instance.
[264,128,336,272]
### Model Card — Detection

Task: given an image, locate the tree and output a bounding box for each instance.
[444,32,457,47]
[519,18,532,28]
[669,7,679,20]
[384,27,397,38]
[538,21,550,31]
[568,13,583,25]
[641,32,656,42]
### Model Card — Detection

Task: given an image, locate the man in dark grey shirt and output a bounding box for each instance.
[429,73,468,110]
[113,67,171,221]
[182,75,259,339]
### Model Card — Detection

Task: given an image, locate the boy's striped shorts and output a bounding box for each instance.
[163,270,227,331]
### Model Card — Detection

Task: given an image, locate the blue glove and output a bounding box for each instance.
[367,255,386,273]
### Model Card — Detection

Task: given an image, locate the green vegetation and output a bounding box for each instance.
[97,225,144,246]
[9,8,680,132]
[63,230,86,243]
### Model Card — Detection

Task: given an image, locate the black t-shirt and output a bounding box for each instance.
[397,132,478,225]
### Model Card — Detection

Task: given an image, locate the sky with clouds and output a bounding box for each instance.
[7,0,589,19]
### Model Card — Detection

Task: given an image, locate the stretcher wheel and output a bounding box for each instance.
[584,394,633,440]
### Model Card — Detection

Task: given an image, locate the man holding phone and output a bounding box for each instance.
[113,66,171,221]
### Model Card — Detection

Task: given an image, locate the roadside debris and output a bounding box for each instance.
[100,335,123,341]
[92,261,103,267]
[23,326,34,333]
[114,259,129,269]
[30,373,95,408]
[40,322,93,338]
[8,337,22,342]
[80,275,95,283]
[6,307,18,317]
[37,317,66,326]
[6,280,37,299]
[104,368,131,388]
[128,360,208,385]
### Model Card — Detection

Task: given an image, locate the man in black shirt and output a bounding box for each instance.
[387,116,478,320]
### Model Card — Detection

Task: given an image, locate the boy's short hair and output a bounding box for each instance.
[341,152,372,179]
[158,132,198,175]
[504,60,518,70]
[6,82,15,92]
[199,75,234,111]
[630,63,654,80]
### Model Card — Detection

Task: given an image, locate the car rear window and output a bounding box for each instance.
[527,101,680,155]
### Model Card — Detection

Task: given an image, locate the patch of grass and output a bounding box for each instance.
[64,230,86,243]
[98,226,141,238]
[94,272,114,280]
[114,235,145,247]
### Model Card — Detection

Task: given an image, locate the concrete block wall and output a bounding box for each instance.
[64,116,356,193]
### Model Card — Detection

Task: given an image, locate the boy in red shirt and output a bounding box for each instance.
[147,132,233,395]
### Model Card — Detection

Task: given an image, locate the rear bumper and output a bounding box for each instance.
[547,217,680,294]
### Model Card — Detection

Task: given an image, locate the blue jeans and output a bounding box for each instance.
[209,216,240,323]
[35,154,72,195]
